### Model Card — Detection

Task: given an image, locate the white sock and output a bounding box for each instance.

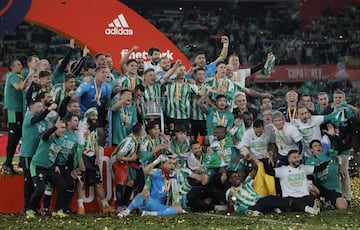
[143,211,157,216]
[77,199,84,208]
[304,206,312,213]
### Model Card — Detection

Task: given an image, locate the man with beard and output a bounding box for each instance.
[117,154,185,218]
[37,92,59,127]
[238,119,275,162]
[76,108,114,214]
[270,150,328,215]
[157,57,172,80]
[300,94,317,115]
[19,100,57,212]
[58,95,80,121]
[257,96,275,120]
[144,47,162,73]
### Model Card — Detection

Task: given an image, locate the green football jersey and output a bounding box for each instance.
[139,135,163,167]
[305,150,340,192]
[31,135,64,172]
[168,138,190,168]
[206,107,234,136]
[19,114,47,158]
[165,81,199,119]
[226,176,262,213]
[112,105,138,145]
[190,84,207,121]
[112,134,138,160]
[4,72,23,112]
[57,129,78,166]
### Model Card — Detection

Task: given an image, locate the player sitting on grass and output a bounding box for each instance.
[117,154,185,218]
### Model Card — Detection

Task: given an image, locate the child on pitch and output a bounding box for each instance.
[117,154,186,218]
[76,107,114,214]
[167,124,191,169]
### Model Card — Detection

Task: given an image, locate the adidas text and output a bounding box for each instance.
[105,27,133,35]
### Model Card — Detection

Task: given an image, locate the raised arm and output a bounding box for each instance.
[119,45,138,74]
[143,154,166,176]
[242,87,273,98]
[197,94,209,114]
[161,59,181,83]
[71,45,90,76]
[57,38,75,73]
[214,36,229,63]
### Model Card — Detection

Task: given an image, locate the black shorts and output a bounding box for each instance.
[81,155,102,186]
[191,119,207,136]
[166,117,191,136]
[59,165,76,190]
[317,185,342,205]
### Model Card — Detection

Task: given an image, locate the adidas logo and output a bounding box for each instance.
[105,14,133,36]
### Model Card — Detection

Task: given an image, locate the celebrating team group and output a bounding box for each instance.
[3,36,357,219]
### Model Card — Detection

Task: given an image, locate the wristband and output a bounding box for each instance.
[223,43,229,48]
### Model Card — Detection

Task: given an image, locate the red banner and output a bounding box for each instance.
[251,65,360,83]
[23,0,191,70]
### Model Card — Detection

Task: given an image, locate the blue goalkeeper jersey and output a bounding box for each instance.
[150,168,177,204]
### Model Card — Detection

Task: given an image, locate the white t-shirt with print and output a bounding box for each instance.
[275,164,314,198]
